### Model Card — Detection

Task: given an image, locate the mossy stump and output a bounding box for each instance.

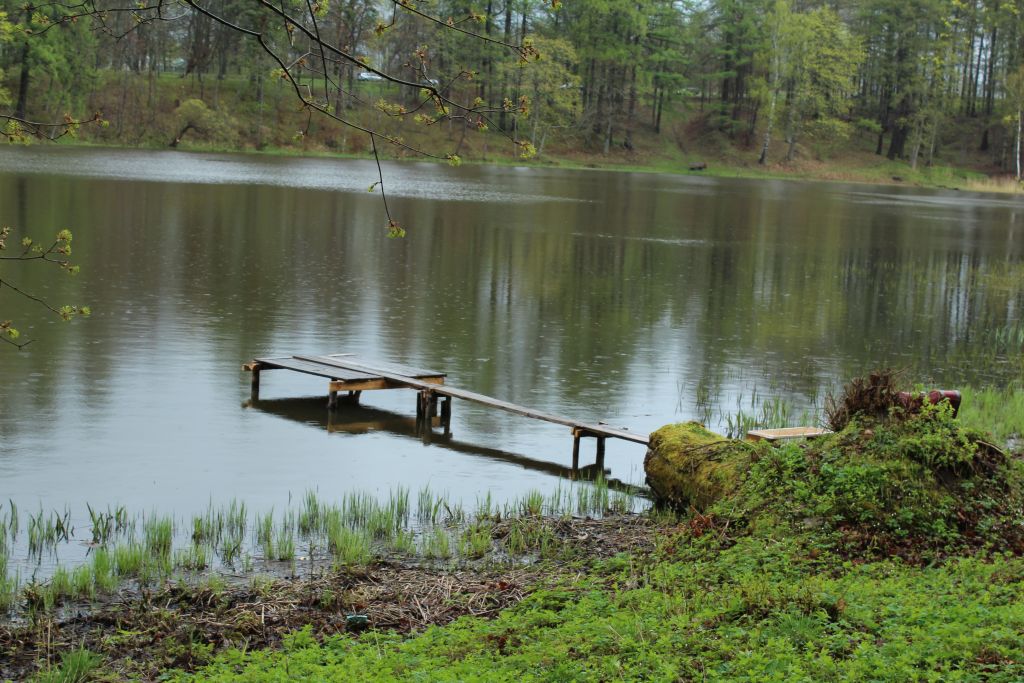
[643,422,749,510]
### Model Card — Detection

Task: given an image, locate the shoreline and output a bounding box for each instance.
[0,514,657,681]
[31,137,1024,197]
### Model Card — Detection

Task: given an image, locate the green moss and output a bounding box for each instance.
[644,422,755,510]
[709,403,1024,560]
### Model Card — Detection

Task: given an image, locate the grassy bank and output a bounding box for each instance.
[14,512,1024,681]
[55,127,1016,196]
[168,388,1024,682]
[36,70,1021,196]
[170,539,1024,682]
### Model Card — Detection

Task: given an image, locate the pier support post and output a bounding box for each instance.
[328,389,339,410]
[250,366,261,402]
[572,434,581,472]
[441,396,452,436]
[417,389,436,425]
[596,437,606,469]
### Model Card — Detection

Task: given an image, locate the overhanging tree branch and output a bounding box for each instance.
[0,227,90,349]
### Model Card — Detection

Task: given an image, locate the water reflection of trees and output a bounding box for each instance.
[1,158,1022,441]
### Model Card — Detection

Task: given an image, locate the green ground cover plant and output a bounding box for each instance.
[169,538,1024,682]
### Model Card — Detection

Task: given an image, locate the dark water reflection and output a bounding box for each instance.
[0,146,1022,522]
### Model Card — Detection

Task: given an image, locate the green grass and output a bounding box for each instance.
[272,527,295,562]
[224,499,247,540]
[0,480,648,618]
[27,508,72,556]
[575,475,611,516]
[256,510,274,558]
[420,527,452,560]
[328,525,371,567]
[86,503,129,545]
[389,529,416,556]
[519,490,545,517]
[0,555,18,613]
[31,647,103,683]
[458,523,493,559]
[191,500,231,546]
[960,384,1024,447]
[112,542,147,578]
[174,543,211,571]
[144,515,174,558]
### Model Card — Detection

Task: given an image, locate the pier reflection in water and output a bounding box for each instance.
[245,396,648,497]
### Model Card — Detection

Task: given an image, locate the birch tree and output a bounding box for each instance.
[1007,66,1024,181]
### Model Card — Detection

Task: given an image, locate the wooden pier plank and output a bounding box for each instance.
[249,355,446,385]
[295,354,649,446]
[252,357,376,381]
[746,426,831,442]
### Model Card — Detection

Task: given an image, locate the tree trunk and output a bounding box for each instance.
[169,123,195,147]
[970,34,984,116]
[960,16,975,115]
[926,118,938,167]
[758,87,778,165]
[14,39,31,120]
[334,18,345,113]
[888,124,909,160]
[455,118,469,156]
[651,83,659,128]
[624,65,637,150]
[984,27,997,115]
[655,89,664,134]
[909,123,923,169]
[887,96,912,160]
[784,97,798,162]
[483,0,493,102]
[498,0,511,131]
[115,70,129,137]
[1016,107,1022,182]
[257,71,265,149]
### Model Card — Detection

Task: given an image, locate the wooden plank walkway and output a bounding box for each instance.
[746,426,832,442]
[244,353,649,469]
[244,353,446,401]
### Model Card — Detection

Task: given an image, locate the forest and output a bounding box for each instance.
[1,0,1023,179]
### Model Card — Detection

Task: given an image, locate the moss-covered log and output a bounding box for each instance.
[643,422,752,510]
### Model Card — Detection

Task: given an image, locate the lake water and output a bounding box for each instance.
[1,146,1022,528]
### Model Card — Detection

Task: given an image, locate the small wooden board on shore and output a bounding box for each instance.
[745,427,832,443]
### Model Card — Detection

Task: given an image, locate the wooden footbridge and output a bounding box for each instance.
[244,353,649,469]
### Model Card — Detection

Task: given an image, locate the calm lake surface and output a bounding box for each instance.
[1,146,1022,526]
